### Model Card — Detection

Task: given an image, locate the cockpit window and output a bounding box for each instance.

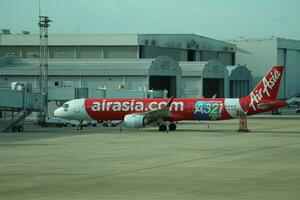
[62,104,69,108]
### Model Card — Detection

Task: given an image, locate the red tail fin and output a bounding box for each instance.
[251,66,284,100]
[242,66,284,112]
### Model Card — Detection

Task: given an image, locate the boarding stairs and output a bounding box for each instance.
[0,86,45,132]
[3,110,33,132]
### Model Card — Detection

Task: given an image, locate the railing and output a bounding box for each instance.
[0,88,45,111]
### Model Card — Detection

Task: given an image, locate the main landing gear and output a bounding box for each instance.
[159,124,167,132]
[168,123,177,131]
[158,123,177,132]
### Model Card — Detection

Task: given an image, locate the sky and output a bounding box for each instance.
[0,0,299,40]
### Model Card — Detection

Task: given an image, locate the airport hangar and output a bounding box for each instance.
[229,37,300,99]
[0,34,253,117]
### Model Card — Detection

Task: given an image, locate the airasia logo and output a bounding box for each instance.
[90,100,184,112]
[249,70,281,111]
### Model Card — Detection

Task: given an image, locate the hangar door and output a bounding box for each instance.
[230,80,250,98]
[203,78,224,98]
[149,76,176,97]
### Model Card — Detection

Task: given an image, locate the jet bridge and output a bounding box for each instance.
[286,96,300,105]
[286,96,300,113]
[0,85,45,132]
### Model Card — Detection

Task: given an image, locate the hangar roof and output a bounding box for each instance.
[0,56,227,79]
[0,34,138,46]
[226,65,252,81]
[0,57,151,76]
[180,59,228,78]
[0,55,181,76]
[228,37,300,51]
[179,62,207,76]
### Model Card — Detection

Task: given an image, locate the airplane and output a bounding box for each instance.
[54,66,288,131]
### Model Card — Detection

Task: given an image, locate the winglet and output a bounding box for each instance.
[166,96,174,108]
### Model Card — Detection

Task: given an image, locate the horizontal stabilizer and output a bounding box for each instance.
[257,102,276,110]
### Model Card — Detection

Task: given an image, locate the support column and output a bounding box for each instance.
[237,112,250,133]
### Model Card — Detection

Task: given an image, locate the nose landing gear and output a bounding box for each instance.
[77,120,83,130]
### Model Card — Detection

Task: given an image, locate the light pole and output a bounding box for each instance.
[38,16,51,123]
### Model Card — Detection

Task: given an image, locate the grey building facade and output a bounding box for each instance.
[180,60,229,98]
[226,65,252,98]
[229,37,300,99]
[0,34,236,65]
[0,56,232,98]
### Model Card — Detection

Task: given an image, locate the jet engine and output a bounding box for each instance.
[124,114,148,128]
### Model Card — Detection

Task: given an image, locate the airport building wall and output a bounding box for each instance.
[0,57,241,99]
[180,60,230,98]
[0,34,236,65]
[229,37,300,99]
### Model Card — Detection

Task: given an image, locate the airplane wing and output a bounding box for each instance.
[137,96,174,119]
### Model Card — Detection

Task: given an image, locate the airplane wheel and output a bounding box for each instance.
[18,126,24,132]
[159,124,167,132]
[169,123,177,131]
[103,123,108,127]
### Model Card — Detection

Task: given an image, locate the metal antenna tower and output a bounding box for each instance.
[38,16,51,122]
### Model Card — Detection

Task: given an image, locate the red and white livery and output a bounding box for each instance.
[54,66,287,131]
